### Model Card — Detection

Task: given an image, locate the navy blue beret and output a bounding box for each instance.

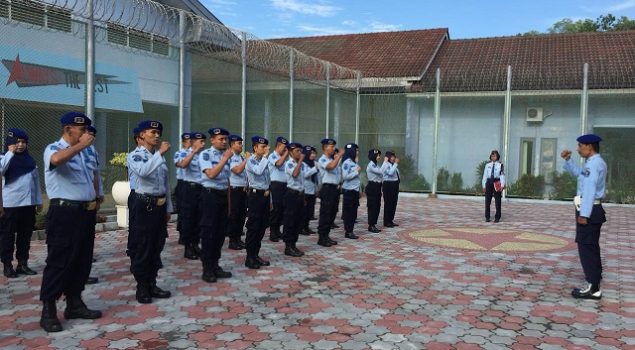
[577,134,602,144]
[132,127,140,136]
[229,134,243,143]
[181,132,192,140]
[60,111,91,126]
[287,142,303,150]
[251,136,268,145]
[87,125,97,135]
[276,136,288,145]
[137,120,163,133]
[191,132,206,140]
[368,148,381,156]
[303,145,316,152]
[6,128,28,145]
[345,143,358,149]
[321,138,336,145]
[208,127,229,136]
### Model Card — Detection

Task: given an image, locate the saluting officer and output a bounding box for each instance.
[244,136,271,269]
[126,127,140,262]
[127,120,172,304]
[39,112,102,332]
[174,132,192,244]
[282,142,306,257]
[301,145,318,235]
[198,127,233,283]
[316,138,342,247]
[561,134,607,300]
[481,150,506,223]
[341,143,361,239]
[365,149,383,233]
[268,136,290,242]
[84,125,103,285]
[382,151,400,228]
[0,128,42,278]
[178,132,206,260]
[228,135,250,250]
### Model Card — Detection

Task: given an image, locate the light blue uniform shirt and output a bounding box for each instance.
[563,155,607,218]
[383,162,400,182]
[342,158,361,191]
[481,161,506,188]
[268,151,287,183]
[128,170,137,191]
[44,138,96,201]
[0,152,42,207]
[318,154,340,185]
[182,148,203,184]
[83,145,104,197]
[246,156,270,190]
[285,158,304,192]
[366,162,384,183]
[127,146,173,212]
[174,149,187,180]
[198,147,230,190]
[302,162,318,195]
[229,153,248,187]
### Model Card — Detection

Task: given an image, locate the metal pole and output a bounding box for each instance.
[355,71,361,144]
[580,63,589,135]
[178,10,186,138]
[241,31,247,139]
[325,64,330,138]
[431,68,441,196]
[503,65,512,198]
[289,49,294,140]
[85,0,95,118]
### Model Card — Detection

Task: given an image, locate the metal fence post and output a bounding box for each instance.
[355,71,361,144]
[241,31,247,139]
[178,10,186,139]
[85,0,95,119]
[325,64,330,138]
[580,63,589,135]
[503,65,512,198]
[431,68,441,196]
[289,49,294,140]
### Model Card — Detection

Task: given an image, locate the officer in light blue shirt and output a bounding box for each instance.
[341,143,361,239]
[268,136,289,242]
[316,138,342,247]
[198,127,233,283]
[481,150,506,223]
[39,112,101,333]
[301,145,318,235]
[281,142,306,257]
[561,133,607,300]
[0,128,42,278]
[127,120,172,304]
[178,132,206,260]
[126,127,140,261]
[365,149,384,233]
[227,135,249,250]
[244,136,272,269]
[83,125,103,285]
[382,151,400,228]
[174,132,192,239]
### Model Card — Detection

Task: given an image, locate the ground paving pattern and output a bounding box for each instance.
[1,194,634,350]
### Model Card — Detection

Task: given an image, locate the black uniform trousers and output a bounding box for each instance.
[245,189,270,259]
[575,205,606,285]
[382,180,400,225]
[128,194,167,284]
[0,205,36,264]
[199,188,228,265]
[484,178,502,221]
[282,189,304,244]
[180,182,202,246]
[126,189,136,258]
[228,187,248,242]
[303,194,316,229]
[317,183,338,237]
[175,179,185,234]
[40,202,95,301]
[365,181,382,226]
[269,181,287,232]
[342,189,360,233]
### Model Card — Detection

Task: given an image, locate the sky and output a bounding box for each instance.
[200,0,635,39]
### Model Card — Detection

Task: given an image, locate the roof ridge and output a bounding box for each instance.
[449,30,635,42]
[269,28,449,41]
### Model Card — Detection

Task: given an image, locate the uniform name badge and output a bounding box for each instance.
[573,195,581,211]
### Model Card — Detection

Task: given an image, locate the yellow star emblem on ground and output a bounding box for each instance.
[405,227,570,251]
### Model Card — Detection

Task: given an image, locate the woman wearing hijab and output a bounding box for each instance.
[301,146,318,235]
[481,150,506,222]
[0,128,42,278]
[382,151,400,228]
[365,149,383,233]
[341,143,361,239]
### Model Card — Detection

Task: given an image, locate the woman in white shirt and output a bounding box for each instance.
[481,150,505,223]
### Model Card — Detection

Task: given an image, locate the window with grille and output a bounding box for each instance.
[107,23,127,46]
[46,6,71,32]
[11,0,45,27]
[0,0,9,18]
[152,35,169,56]
[129,29,151,51]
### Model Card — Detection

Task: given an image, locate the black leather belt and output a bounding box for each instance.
[185,181,202,189]
[203,187,227,195]
[250,188,270,197]
[50,198,97,210]
[135,193,167,206]
[322,183,337,187]
[287,188,304,196]
[231,186,246,191]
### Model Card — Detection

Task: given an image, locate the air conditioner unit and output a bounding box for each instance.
[526,107,544,122]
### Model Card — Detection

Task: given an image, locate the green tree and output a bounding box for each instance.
[522,14,635,35]
[548,18,598,33]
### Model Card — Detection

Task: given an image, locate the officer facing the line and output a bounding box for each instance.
[301,145,318,235]
[178,132,206,260]
[341,143,361,239]
[561,134,607,300]
[228,135,250,250]
[127,120,173,304]
[0,128,42,278]
[198,127,233,283]
[268,136,289,242]
[282,142,306,257]
[244,136,271,269]
[365,149,383,233]
[316,138,342,247]
[382,151,400,228]
[39,112,102,332]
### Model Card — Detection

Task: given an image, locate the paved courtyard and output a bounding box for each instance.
[1,194,634,350]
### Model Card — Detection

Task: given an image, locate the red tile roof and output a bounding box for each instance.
[270,29,449,78]
[413,31,635,92]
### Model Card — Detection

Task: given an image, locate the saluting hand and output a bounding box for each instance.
[159,141,171,155]
[243,151,252,159]
[356,165,361,172]
[560,149,572,160]
[192,142,205,153]
[222,149,233,160]
[7,144,16,153]
[78,133,95,148]
[299,153,305,161]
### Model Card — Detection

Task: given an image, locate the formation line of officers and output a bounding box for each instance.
[0,111,608,333]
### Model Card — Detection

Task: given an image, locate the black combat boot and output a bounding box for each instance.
[245,256,260,269]
[269,227,280,242]
[64,295,102,319]
[150,272,171,299]
[15,261,37,275]
[345,232,359,239]
[135,282,152,304]
[255,256,270,266]
[368,225,381,233]
[213,263,232,278]
[40,299,63,332]
[3,263,18,278]
[317,235,332,247]
[202,261,216,283]
[284,243,304,257]
[184,243,199,260]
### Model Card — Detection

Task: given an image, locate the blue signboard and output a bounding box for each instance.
[0,45,143,113]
